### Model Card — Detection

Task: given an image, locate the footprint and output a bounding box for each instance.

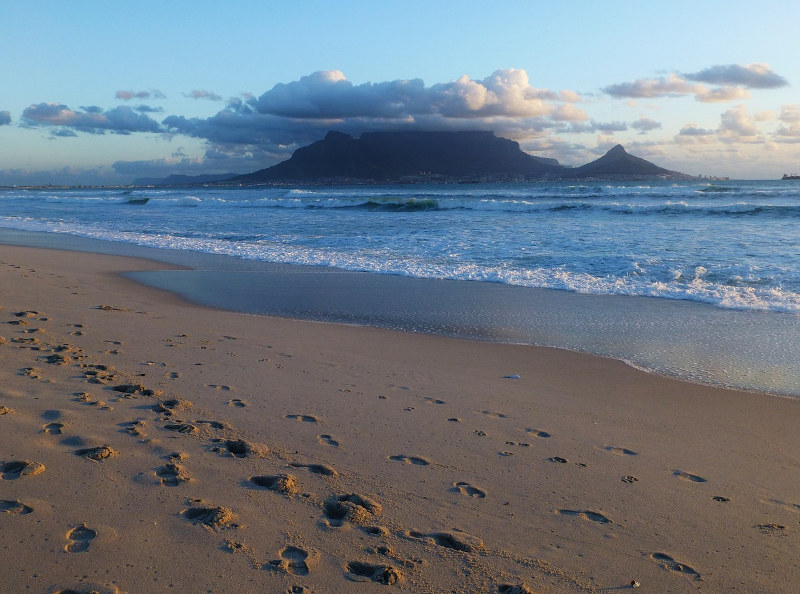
[673,470,707,483]
[480,410,508,418]
[548,456,568,464]
[621,475,639,484]
[181,506,237,529]
[388,455,430,466]
[156,463,190,486]
[650,552,702,581]
[323,493,382,525]
[0,406,13,415]
[250,474,300,495]
[153,398,193,416]
[362,526,390,537]
[0,460,45,480]
[0,500,34,515]
[289,462,338,477]
[285,414,319,423]
[452,481,486,498]
[121,420,147,437]
[42,422,65,435]
[65,524,96,553]
[206,384,232,391]
[505,441,530,448]
[195,419,229,430]
[498,584,534,594]
[219,438,262,458]
[318,434,340,447]
[164,422,198,434]
[556,509,612,524]
[422,397,446,405]
[605,446,637,456]
[756,523,787,535]
[74,446,117,461]
[275,546,317,576]
[406,530,484,552]
[227,398,247,408]
[346,561,402,585]
[526,429,551,438]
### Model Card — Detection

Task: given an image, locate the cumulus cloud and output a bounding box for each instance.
[551,103,588,122]
[22,103,163,135]
[775,104,800,137]
[631,117,662,133]
[592,120,628,132]
[675,124,716,145]
[160,69,587,160]
[243,69,562,121]
[683,63,788,89]
[696,86,752,103]
[0,111,10,125]
[717,105,762,143]
[604,73,703,99]
[678,124,715,136]
[185,90,223,101]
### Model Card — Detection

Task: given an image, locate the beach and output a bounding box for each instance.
[1,242,799,593]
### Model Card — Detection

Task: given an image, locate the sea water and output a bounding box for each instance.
[1,180,799,395]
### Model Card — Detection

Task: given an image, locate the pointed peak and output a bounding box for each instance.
[607,144,627,155]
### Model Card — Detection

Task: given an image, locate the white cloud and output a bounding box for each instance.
[551,103,588,122]
[683,63,788,89]
[604,63,788,104]
[631,117,662,133]
[717,105,762,143]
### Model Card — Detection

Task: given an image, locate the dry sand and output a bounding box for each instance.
[0,243,798,593]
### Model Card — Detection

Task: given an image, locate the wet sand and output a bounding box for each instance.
[1,243,799,593]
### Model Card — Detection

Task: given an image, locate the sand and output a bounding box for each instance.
[0,243,798,593]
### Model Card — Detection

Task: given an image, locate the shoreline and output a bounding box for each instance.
[2,227,799,397]
[1,242,799,592]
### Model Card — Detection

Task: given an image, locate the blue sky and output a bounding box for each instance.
[2,0,800,183]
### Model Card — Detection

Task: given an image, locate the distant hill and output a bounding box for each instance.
[230,130,565,183]
[132,173,239,186]
[570,144,689,179]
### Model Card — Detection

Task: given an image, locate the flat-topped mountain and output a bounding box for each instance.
[231,130,564,183]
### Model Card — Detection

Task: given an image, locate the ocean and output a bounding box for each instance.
[1,180,799,396]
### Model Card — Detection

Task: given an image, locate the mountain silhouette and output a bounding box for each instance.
[570,144,675,177]
[231,130,564,182]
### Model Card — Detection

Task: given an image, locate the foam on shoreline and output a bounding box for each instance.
[3,227,799,396]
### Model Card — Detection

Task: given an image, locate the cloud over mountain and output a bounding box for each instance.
[162,69,584,154]
[0,111,10,125]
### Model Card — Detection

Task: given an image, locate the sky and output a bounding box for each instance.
[2,0,800,184]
